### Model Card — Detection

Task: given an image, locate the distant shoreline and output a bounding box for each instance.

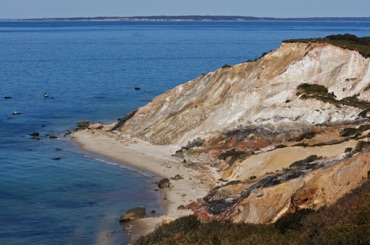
[2,15,370,22]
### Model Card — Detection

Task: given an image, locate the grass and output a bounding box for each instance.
[135,179,370,245]
[284,34,370,57]
[297,83,370,110]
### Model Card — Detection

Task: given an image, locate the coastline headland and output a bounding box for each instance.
[71,34,370,241]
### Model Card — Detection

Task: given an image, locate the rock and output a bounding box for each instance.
[158,178,170,188]
[171,174,184,180]
[177,205,186,210]
[53,157,62,161]
[49,135,58,139]
[76,120,90,130]
[134,87,141,90]
[119,206,146,222]
[30,132,40,137]
[88,123,104,130]
[4,96,12,99]
[12,111,21,115]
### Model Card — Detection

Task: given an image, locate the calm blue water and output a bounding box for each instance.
[0,21,369,245]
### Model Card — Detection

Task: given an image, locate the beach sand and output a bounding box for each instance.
[70,128,211,240]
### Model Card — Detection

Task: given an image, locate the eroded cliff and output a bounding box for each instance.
[110,37,370,224]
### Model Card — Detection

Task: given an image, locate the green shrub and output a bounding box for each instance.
[284,34,370,57]
[297,83,329,95]
[275,209,314,234]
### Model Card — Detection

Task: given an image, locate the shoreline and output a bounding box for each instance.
[70,128,211,239]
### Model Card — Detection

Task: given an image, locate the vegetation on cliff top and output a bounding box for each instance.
[284,34,370,57]
[135,179,370,244]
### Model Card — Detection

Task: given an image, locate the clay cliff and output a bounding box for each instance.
[111,36,370,224]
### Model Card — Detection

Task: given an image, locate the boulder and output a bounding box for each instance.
[171,174,184,180]
[76,120,90,130]
[88,123,104,130]
[119,206,146,222]
[30,132,40,137]
[177,205,186,210]
[158,178,170,189]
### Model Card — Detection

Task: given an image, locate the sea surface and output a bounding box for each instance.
[0,21,369,245]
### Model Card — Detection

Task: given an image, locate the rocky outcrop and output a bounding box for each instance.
[88,123,104,130]
[109,39,370,224]
[119,206,147,222]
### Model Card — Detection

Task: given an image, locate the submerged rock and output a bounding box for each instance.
[30,132,40,137]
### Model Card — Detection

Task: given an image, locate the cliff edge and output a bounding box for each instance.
[108,35,370,224]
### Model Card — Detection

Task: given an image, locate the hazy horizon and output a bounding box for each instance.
[2,15,370,21]
[1,0,369,19]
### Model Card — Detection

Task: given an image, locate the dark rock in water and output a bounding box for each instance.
[119,206,146,222]
[134,87,141,90]
[171,174,184,180]
[53,157,62,161]
[30,132,40,137]
[49,135,58,139]
[64,130,72,136]
[76,120,90,130]
[4,96,12,99]
[151,210,156,214]
[158,178,170,189]
[12,111,21,115]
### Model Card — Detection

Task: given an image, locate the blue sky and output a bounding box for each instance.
[0,0,369,19]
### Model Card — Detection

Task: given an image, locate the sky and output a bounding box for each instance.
[0,0,369,19]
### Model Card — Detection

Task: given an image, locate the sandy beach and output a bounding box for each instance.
[70,128,211,239]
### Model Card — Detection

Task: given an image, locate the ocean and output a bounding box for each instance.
[1,21,369,245]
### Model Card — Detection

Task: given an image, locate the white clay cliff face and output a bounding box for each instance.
[118,42,370,146]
